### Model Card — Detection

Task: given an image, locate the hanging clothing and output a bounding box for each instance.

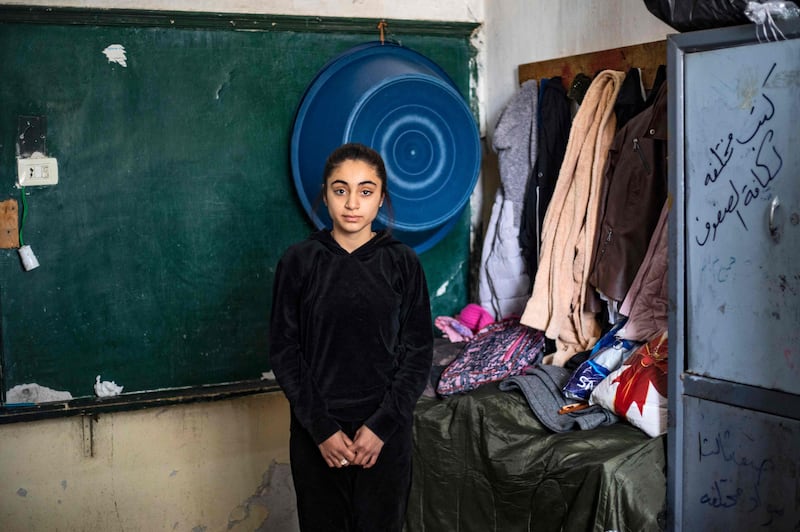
[568,73,593,105]
[617,199,670,343]
[614,67,647,129]
[586,82,669,311]
[519,77,572,285]
[479,79,537,319]
[644,65,667,107]
[492,78,538,227]
[520,69,626,366]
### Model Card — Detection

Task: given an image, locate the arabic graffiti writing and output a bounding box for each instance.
[694,63,784,247]
[697,429,784,527]
[700,255,737,283]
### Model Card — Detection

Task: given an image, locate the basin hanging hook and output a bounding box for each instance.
[378,20,387,44]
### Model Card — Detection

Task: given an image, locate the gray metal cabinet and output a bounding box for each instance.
[668,20,800,531]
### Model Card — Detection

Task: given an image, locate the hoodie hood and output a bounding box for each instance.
[309,229,399,257]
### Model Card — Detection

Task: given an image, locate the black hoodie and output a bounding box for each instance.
[269,230,433,445]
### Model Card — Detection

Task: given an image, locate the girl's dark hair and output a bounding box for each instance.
[323,143,387,191]
[315,142,395,227]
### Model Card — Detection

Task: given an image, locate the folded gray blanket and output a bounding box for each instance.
[499,364,618,432]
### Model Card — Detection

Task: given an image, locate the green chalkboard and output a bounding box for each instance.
[0,8,478,402]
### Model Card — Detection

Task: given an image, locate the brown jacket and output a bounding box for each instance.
[587,83,668,310]
[618,199,669,342]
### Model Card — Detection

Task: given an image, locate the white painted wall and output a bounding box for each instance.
[0,0,482,22]
[0,1,675,530]
[482,0,673,137]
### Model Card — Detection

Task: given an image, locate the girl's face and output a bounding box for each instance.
[324,159,385,242]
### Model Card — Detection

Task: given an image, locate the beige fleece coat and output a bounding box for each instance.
[520,70,625,365]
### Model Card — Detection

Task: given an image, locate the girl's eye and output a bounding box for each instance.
[361,190,373,196]
[333,188,346,195]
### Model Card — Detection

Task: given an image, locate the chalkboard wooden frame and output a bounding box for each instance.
[0,6,479,421]
[0,5,480,35]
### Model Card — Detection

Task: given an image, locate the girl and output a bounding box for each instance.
[269,143,434,531]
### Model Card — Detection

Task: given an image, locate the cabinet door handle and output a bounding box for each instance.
[769,195,781,243]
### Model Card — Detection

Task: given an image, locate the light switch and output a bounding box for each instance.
[17,156,58,187]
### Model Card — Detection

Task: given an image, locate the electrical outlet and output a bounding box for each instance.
[17,156,59,187]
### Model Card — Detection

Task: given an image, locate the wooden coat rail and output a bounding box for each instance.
[518,40,666,90]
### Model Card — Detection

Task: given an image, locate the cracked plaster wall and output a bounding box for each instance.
[0,393,294,531]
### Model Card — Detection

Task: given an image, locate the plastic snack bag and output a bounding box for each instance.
[562,339,639,401]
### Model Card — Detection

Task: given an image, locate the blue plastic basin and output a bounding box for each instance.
[290,41,480,252]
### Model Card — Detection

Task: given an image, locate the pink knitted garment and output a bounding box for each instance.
[457,303,494,333]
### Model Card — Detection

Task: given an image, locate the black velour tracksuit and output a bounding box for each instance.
[269,230,433,532]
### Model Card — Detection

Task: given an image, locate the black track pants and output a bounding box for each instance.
[289,414,413,532]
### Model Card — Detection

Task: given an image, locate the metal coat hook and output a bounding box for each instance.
[378,20,387,44]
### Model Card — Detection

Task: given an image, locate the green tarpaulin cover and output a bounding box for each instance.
[407,385,666,532]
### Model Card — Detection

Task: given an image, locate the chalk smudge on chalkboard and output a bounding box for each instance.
[6,383,73,404]
[215,70,234,100]
[435,279,450,297]
[102,44,127,68]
